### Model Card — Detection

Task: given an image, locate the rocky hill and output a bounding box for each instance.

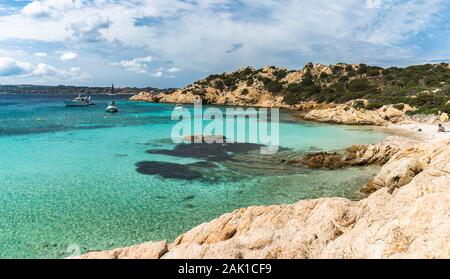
[131,63,450,116]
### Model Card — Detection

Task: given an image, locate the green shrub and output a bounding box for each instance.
[425,78,440,87]
[242,88,249,95]
[319,72,329,80]
[348,79,371,92]
[214,80,225,91]
[339,76,349,83]
[353,100,366,109]
[265,80,283,93]
[347,70,357,77]
[283,84,320,105]
[285,82,303,93]
[283,93,303,105]
[223,76,236,87]
[438,104,450,113]
[367,68,380,77]
[246,77,254,86]
[366,102,383,110]
[393,104,405,110]
[240,67,253,77]
[332,65,343,75]
[275,69,288,80]
[258,76,272,85]
[300,72,315,86]
[357,64,368,74]
[440,86,450,96]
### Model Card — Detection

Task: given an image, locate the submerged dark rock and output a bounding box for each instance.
[288,152,346,169]
[137,140,302,181]
[114,154,128,158]
[135,161,204,180]
[182,195,195,201]
[147,142,263,162]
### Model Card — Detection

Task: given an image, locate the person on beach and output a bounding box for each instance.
[438,124,446,132]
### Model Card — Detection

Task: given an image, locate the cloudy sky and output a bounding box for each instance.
[0,0,449,88]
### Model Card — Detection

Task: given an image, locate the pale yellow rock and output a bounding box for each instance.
[303,105,407,126]
[75,241,168,259]
[303,105,387,125]
[129,91,159,102]
[440,112,449,123]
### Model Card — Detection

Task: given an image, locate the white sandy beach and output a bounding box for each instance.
[389,122,450,142]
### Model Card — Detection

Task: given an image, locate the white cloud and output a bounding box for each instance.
[22,1,49,18]
[34,52,47,57]
[0,57,34,76]
[110,56,154,73]
[167,67,180,73]
[22,0,83,18]
[60,51,78,61]
[0,0,449,86]
[0,56,89,81]
[32,63,62,77]
[69,14,111,42]
[68,67,92,81]
[151,71,163,78]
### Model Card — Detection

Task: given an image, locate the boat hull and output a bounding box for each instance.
[63,100,91,107]
[106,106,118,113]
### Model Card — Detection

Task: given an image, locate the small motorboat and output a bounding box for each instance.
[106,101,118,113]
[64,95,94,107]
[174,104,183,110]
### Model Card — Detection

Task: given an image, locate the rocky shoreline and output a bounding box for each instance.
[75,118,450,259]
[130,91,447,127]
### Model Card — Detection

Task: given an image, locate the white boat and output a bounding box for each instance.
[106,101,118,113]
[174,104,183,110]
[64,95,94,107]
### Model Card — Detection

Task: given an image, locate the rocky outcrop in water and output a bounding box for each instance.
[289,136,413,169]
[361,138,441,194]
[129,91,160,102]
[77,138,450,259]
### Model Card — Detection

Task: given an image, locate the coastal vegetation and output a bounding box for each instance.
[178,63,450,114]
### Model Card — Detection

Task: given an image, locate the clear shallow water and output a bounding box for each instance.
[0,94,393,258]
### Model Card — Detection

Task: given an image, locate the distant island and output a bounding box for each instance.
[0,84,174,95]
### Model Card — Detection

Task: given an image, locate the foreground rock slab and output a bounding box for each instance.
[75,241,168,259]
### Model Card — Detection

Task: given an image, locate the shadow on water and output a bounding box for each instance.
[147,142,263,162]
[136,141,307,182]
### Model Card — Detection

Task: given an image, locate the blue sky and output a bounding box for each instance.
[0,0,449,88]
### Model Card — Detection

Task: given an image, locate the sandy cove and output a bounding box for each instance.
[74,98,450,259]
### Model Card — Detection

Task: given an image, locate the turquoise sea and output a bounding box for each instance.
[0,94,393,258]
